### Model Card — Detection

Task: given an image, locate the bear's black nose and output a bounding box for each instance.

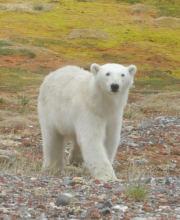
[111,84,119,92]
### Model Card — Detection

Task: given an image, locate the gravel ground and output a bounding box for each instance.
[0,116,180,220]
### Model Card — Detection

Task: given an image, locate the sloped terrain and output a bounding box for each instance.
[0,0,180,219]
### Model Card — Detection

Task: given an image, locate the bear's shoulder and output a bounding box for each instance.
[48,65,91,80]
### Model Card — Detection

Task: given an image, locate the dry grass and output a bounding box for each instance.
[131,4,156,14]
[0,2,54,14]
[1,91,179,130]
[0,151,42,175]
[67,28,109,40]
[124,91,180,125]
[138,92,180,116]
[124,159,149,201]
[0,92,38,128]
[154,16,180,28]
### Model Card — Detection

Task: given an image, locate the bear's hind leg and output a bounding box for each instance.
[68,138,84,166]
[42,127,65,174]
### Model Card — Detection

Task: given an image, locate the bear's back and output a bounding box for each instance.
[39,66,92,105]
[43,66,91,90]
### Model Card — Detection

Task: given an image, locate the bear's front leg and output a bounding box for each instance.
[105,117,122,164]
[76,116,117,181]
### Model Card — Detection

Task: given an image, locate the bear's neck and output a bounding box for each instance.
[88,78,130,118]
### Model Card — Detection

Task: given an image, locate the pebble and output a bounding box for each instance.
[165,176,171,185]
[56,193,74,206]
[141,119,153,129]
[0,193,6,198]
[100,207,111,215]
[112,205,128,212]
[103,200,114,208]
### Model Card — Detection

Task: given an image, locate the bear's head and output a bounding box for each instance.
[90,63,137,93]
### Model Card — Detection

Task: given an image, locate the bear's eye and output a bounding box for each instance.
[121,73,125,77]
[106,72,110,76]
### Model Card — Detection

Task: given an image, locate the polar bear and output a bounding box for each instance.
[38,63,137,180]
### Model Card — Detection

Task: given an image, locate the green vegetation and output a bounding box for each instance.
[0,0,179,92]
[18,49,36,58]
[116,0,180,17]
[0,48,36,58]
[0,40,12,47]
[0,48,15,56]
[135,74,180,91]
[155,1,180,18]
[126,185,148,201]
[116,0,143,3]
[0,98,5,103]
[33,2,44,11]
[0,69,43,92]
[18,95,29,106]
[95,53,131,63]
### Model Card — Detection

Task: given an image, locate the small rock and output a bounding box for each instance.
[56,193,74,206]
[14,136,22,141]
[73,177,86,185]
[138,141,145,148]
[141,158,149,163]
[100,207,111,215]
[129,143,139,148]
[77,168,84,175]
[0,193,6,198]
[132,218,147,220]
[49,202,56,207]
[31,177,37,181]
[126,126,134,132]
[141,119,153,129]
[62,176,72,185]
[103,200,114,208]
[135,160,143,165]
[165,177,171,185]
[145,177,156,184]
[136,209,145,214]
[98,194,106,200]
[112,205,128,212]
[68,180,77,186]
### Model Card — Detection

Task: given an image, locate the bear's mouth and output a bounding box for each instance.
[111,90,119,93]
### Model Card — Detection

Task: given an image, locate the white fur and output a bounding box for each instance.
[38,63,137,180]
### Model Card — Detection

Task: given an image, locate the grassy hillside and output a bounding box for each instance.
[0,0,180,91]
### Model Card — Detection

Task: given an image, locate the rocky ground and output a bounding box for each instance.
[0,116,180,220]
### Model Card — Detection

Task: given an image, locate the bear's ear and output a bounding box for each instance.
[90,63,101,74]
[127,65,137,76]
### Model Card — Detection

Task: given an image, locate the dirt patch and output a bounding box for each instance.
[0,2,54,14]
[67,28,109,40]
